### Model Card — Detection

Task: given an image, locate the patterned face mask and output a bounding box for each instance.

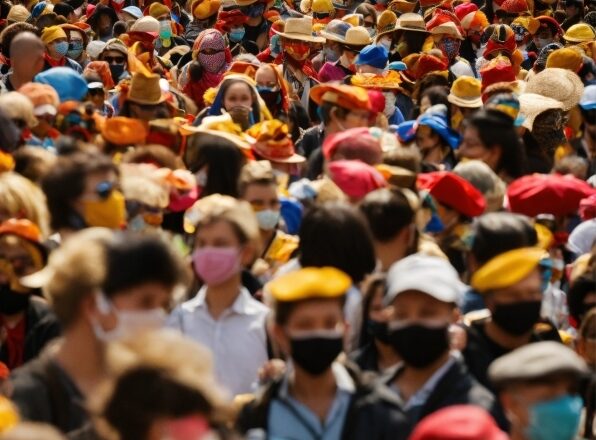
[511,24,528,43]
[438,38,461,61]
[198,31,226,73]
[285,41,310,61]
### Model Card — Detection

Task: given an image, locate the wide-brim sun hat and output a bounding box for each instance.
[525,67,584,111]
[343,26,372,46]
[320,19,351,43]
[518,93,564,131]
[274,16,325,43]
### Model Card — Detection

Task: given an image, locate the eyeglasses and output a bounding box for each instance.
[103,55,126,64]
[199,48,223,55]
[96,181,114,199]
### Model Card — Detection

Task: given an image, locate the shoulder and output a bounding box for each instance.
[9,357,54,417]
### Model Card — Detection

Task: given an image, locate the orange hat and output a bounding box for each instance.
[483,24,516,59]
[480,56,516,92]
[148,2,170,19]
[461,10,489,32]
[0,219,43,244]
[310,84,371,111]
[83,61,115,90]
[412,53,449,80]
[248,120,305,164]
[101,117,148,146]
[17,83,60,116]
[191,0,221,19]
[500,0,529,13]
[546,47,583,72]
[418,171,486,217]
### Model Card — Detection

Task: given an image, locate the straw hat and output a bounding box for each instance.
[274,17,325,43]
[524,67,584,111]
[431,21,464,39]
[388,0,417,15]
[342,14,362,27]
[7,5,30,22]
[247,120,305,164]
[376,10,399,38]
[310,83,371,110]
[344,26,372,46]
[396,13,428,33]
[350,70,403,90]
[101,116,148,145]
[546,47,583,72]
[127,73,166,105]
[448,76,482,108]
[518,93,564,131]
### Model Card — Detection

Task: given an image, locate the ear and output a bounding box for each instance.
[272,323,291,356]
[240,243,256,267]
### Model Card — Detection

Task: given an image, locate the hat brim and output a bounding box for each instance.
[580,102,596,111]
[274,30,325,43]
[319,31,346,43]
[447,94,483,108]
[33,104,58,116]
[181,125,253,150]
[259,152,306,163]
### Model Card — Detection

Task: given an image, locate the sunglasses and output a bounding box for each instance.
[96,181,114,199]
[88,88,105,96]
[104,56,126,64]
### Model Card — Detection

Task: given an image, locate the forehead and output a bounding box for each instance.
[226,81,252,95]
[196,218,241,241]
[243,182,277,200]
[391,290,449,308]
[103,50,124,58]
[255,66,277,83]
[68,30,84,40]
[285,298,344,323]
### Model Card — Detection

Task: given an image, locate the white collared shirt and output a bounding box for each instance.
[167,286,270,396]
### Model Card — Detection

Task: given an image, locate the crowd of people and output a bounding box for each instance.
[0,0,593,438]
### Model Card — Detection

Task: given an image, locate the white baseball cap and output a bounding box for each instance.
[385,254,465,305]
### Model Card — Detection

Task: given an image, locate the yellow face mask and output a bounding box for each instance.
[451,108,464,131]
[83,190,126,229]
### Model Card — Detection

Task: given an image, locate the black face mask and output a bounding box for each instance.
[491,300,542,336]
[258,90,281,113]
[387,322,450,368]
[0,284,30,315]
[109,64,125,83]
[290,332,343,376]
[367,319,391,344]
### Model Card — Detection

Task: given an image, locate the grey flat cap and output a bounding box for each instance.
[489,341,589,387]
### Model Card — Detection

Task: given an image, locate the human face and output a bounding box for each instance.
[368,284,387,322]
[98,14,113,37]
[110,282,173,312]
[194,219,251,266]
[88,88,106,110]
[274,299,346,355]
[223,81,253,111]
[101,50,127,67]
[458,125,501,170]
[243,183,280,212]
[386,290,456,325]
[255,65,278,89]
[416,125,444,163]
[0,235,43,291]
[80,170,118,204]
[343,108,371,129]
[485,269,542,309]
[47,37,68,59]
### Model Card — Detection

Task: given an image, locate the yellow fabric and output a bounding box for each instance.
[41,25,67,45]
[471,247,547,293]
[310,84,370,110]
[450,76,482,100]
[312,0,334,13]
[264,230,299,266]
[534,223,554,250]
[267,267,351,302]
[564,23,596,43]
[546,47,583,71]
[512,16,540,35]
[149,2,170,19]
[0,396,19,433]
[0,151,15,172]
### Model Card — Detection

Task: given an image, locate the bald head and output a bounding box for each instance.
[10,31,44,59]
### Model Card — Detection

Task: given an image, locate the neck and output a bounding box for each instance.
[260,228,275,248]
[54,323,106,394]
[205,275,241,320]
[485,320,532,350]
[375,241,407,272]
[290,366,337,401]
[375,340,400,370]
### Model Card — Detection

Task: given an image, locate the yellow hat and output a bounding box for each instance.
[563,23,596,43]
[191,0,221,19]
[267,267,351,302]
[41,25,67,45]
[0,396,19,433]
[511,16,540,35]
[149,2,170,19]
[342,13,362,27]
[312,0,334,13]
[546,47,583,72]
[471,247,547,293]
[534,223,554,250]
[448,76,482,108]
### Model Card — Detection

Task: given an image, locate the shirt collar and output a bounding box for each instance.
[190,285,263,316]
[279,362,356,399]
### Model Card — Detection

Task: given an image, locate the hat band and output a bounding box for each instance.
[255,141,295,160]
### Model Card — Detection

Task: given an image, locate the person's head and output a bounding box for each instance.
[358,274,390,348]
[567,274,596,327]
[36,229,184,336]
[8,31,44,79]
[419,85,449,115]
[356,4,377,35]
[85,79,107,111]
[0,22,39,61]
[384,254,460,369]
[98,39,129,84]
[453,160,506,213]
[255,64,286,117]
[553,155,589,180]
[63,26,86,60]
[359,188,418,266]
[187,194,259,287]
[267,267,349,376]
[299,202,376,284]
[12,146,58,185]
[184,133,247,198]
[489,341,588,440]
[222,78,254,111]
[459,109,527,180]
[41,149,124,232]
[0,171,50,237]
[576,308,596,369]
[288,100,311,143]
[564,0,584,17]
[238,161,280,232]
[215,76,262,130]
[121,144,184,170]
[471,247,545,336]
[0,219,47,316]
[320,101,370,132]
[533,18,560,51]
[312,84,372,132]
[41,25,69,60]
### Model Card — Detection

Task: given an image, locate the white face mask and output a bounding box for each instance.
[92,293,167,342]
[255,209,280,231]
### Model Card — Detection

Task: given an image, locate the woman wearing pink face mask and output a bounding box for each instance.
[168,194,269,397]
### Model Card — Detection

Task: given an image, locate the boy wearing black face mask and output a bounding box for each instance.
[462,247,562,392]
[236,266,407,440]
[382,254,503,437]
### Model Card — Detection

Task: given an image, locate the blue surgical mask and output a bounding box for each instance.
[67,41,84,59]
[324,46,340,62]
[525,395,583,440]
[255,209,280,231]
[54,41,69,57]
[159,20,172,40]
[230,27,245,43]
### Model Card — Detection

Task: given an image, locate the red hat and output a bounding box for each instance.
[418,171,486,217]
[323,128,383,165]
[412,53,449,79]
[506,173,596,217]
[328,160,387,200]
[410,405,509,440]
[537,15,563,37]
[454,2,477,21]
[579,194,596,221]
[480,56,516,92]
[367,90,385,114]
[500,0,529,13]
[426,9,462,33]
[483,24,516,59]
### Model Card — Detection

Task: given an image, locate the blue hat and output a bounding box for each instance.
[122,6,143,19]
[355,44,388,69]
[580,84,596,111]
[386,61,407,71]
[34,67,88,102]
[280,196,303,235]
[397,104,461,149]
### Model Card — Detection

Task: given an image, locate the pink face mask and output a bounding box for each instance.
[168,186,199,213]
[165,415,210,439]
[192,247,241,286]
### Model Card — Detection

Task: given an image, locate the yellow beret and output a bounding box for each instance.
[41,25,67,45]
[267,267,351,302]
[471,247,547,293]
[546,47,583,72]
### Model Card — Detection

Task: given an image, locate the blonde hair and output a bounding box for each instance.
[0,172,50,238]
